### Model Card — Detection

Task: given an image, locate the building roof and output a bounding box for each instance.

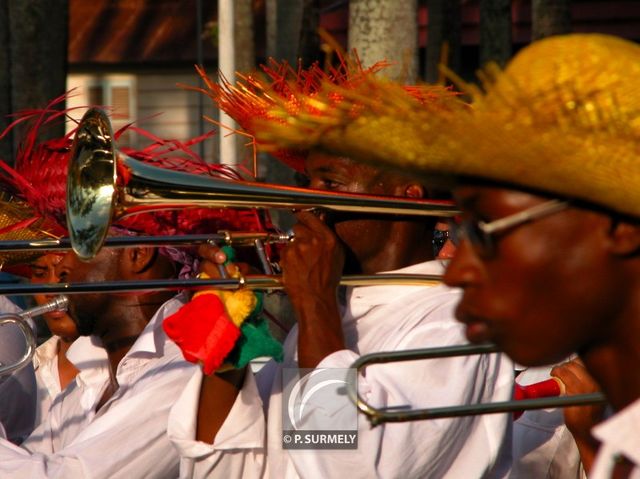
[69,0,217,65]
[69,0,640,66]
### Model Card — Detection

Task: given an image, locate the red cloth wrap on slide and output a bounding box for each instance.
[513,378,562,420]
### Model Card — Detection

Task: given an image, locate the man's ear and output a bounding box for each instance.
[122,247,158,277]
[607,220,640,256]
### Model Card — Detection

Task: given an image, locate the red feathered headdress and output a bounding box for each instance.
[0,94,273,267]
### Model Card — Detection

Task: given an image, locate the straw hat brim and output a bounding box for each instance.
[257,34,640,218]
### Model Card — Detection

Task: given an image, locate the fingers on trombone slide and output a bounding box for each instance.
[198,241,231,279]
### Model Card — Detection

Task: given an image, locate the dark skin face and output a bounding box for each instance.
[56,247,175,347]
[280,151,435,369]
[31,254,79,342]
[302,151,432,274]
[445,186,628,366]
[56,249,123,337]
[55,246,175,410]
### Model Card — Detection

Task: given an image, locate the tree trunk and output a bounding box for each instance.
[532,0,571,40]
[233,0,256,170]
[8,0,68,158]
[349,0,418,83]
[480,0,512,67]
[425,0,461,84]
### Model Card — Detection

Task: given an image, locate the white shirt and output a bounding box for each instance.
[171,261,514,478]
[590,397,640,479]
[169,368,267,479]
[33,336,64,428]
[511,366,585,479]
[0,295,197,478]
[0,296,36,444]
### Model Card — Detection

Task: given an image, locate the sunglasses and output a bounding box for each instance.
[448,199,570,258]
[432,229,451,257]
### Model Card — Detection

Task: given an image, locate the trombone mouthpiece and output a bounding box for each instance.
[19,295,70,320]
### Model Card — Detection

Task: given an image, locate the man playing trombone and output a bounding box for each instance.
[254,33,640,479]
[0,113,272,478]
[169,59,514,478]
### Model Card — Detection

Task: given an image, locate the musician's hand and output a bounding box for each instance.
[196,243,251,280]
[280,210,345,305]
[551,358,605,473]
[280,210,346,368]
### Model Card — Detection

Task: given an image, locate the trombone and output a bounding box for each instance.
[0,274,443,296]
[0,108,452,293]
[0,296,69,376]
[347,343,607,426]
[66,108,457,260]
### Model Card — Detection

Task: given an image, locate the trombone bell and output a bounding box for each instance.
[67,109,458,261]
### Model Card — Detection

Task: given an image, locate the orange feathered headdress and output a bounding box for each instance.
[185,54,441,172]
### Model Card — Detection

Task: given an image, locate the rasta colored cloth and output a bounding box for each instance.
[162,277,283,374]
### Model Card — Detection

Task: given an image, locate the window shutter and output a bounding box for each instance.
[111,86,131,117]
[88,85,104,106]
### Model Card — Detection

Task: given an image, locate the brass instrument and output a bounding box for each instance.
[67,108,458,260]
[0,274,443,296]
[0,296,69,376]
[347,343,606,426]
[0,232,291,253]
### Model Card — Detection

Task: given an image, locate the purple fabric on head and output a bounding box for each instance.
[107,226,199,279]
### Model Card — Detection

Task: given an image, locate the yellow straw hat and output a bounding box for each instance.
[0,193,60,268]
[256,34,640,218]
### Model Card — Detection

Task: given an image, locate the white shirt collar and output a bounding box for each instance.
[592,397,640,466]
[66,334,110,391]
[127,294,187,358]
[67,294,187,366]
[33,335,61,370]
[66,294,187,382]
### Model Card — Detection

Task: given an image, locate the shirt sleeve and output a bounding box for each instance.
[168,368,266,479]
[0,434,87,478]
[286,322,514,479]
[0,300,37,444]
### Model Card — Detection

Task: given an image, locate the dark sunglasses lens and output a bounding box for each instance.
[432,230,449,256]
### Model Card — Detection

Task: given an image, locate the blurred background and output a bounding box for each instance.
[0,0,638,181]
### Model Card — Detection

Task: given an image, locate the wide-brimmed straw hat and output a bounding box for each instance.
[255,34,640,218]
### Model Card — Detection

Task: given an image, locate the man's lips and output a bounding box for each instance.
[46,310,68,320]
[456,309,494,343]
[464,321,492,343]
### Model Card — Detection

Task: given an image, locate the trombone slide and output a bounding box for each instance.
[347,344,606,426]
